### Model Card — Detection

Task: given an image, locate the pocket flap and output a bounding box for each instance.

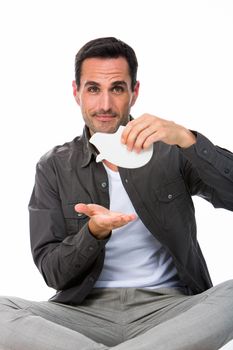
[155,178,187,202]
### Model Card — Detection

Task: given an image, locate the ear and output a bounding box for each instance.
[72,80,80,105]
[130,81,140,107]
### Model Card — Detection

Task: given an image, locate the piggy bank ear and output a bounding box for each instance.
[96,154,104,163]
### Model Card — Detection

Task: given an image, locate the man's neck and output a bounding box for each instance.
[103,160,118,172]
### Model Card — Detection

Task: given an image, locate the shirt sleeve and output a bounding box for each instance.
[180,131,233,211]
[28,157,109,291]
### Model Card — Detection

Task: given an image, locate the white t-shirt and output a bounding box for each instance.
[94,164,182,289]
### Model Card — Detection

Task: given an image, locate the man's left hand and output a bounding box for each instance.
[121,114,196,152]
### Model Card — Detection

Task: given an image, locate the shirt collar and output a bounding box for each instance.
[81,126,97,168]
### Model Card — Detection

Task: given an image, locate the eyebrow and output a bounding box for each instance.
[84,81,100,87]
[84,80,128,87]
[111,81,127,87]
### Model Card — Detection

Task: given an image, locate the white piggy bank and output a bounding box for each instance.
[89,125,153,169]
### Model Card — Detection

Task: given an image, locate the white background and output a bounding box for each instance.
[0,1,232,344]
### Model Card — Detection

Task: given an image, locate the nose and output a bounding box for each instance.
[98,91,112,112]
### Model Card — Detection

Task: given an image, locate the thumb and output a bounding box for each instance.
[75,203,92,217]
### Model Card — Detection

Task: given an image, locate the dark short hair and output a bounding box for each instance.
[75,37,138,91]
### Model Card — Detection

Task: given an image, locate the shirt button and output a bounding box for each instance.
[125,179,128,183]
[101,182,107,188]
[77,213,83,217]
[89,277,95,283]
[224,168,230,174]
[168,194,173,200]
[202,149,208,155]
[88,246,94,251]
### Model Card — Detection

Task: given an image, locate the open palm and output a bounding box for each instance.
[75,203,136,239]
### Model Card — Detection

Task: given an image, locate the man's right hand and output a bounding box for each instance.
[75,203,136,240]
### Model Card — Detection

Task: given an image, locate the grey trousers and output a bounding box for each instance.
[0,280,233,350]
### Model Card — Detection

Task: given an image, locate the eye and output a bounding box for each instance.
[112,86,125,94]
[87,86,100,94]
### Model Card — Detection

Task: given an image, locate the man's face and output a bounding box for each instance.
[72,57,139,135]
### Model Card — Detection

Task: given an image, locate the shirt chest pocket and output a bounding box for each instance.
[62,203,88,235]
[155,178,188,203]
[153,177,192,227]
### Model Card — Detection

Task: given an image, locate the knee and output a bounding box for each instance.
[0,296,20,310]
[212,279,233,297]
[219,279,233,289]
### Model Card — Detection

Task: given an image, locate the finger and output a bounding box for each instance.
[75,203,110,216]
[121,118,145,144]
[111,213,136,228]
[121,121,133,145]
[122,114,160,150]
[120,213,137,222]
[132,126,158,153]
[122,122,151,151]
[142,127,176,147]
[74,203,93,217]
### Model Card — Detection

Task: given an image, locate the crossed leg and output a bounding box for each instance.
[0,280,232,350]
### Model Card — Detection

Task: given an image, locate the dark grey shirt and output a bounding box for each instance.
[29,126,233,305]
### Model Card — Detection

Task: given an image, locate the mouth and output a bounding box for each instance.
[94,115,117,122]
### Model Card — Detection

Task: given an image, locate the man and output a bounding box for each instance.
[0,37,232,350]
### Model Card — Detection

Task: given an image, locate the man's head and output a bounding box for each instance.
[74,37,138,91]
[72,37,140,135]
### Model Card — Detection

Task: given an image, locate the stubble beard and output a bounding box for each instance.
[85,113,130,135]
